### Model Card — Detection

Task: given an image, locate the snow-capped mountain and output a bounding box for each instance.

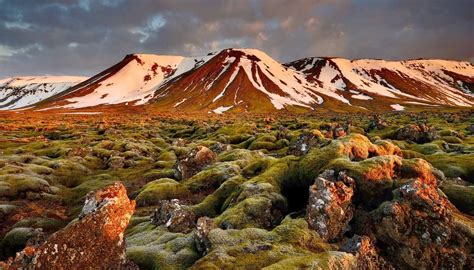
[21,48,474,113]
[0,76,87,110]
[150,48,352,113]
[40,53,216,109]
[285,57,474,110]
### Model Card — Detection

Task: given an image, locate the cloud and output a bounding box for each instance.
[0,0,472,78]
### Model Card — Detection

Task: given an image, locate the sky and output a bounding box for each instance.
[0,0,473,78]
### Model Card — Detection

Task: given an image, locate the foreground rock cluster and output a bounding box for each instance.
[0,111,473,269]
[0,182,136,269]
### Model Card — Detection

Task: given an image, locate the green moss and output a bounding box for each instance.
[262,252,356,270]
[12,217,66,232]
[192,217,332,269]
[440,183,474,215]
[126,223,200,270]
[136,178,191,206]
[411,143,443,155]
[183,163,240,192]
[143,169,176,181]
[218,149,264,168]
[426,153,474,182]
[192,176,245,217]
[1,227,41,258]
[441,136,463,144]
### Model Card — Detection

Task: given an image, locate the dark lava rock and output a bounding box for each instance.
[150,199,196,233]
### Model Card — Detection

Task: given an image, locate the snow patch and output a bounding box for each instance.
[390,104,405,111]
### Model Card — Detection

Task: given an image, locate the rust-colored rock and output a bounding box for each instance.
[0,182,136,270]
[340,235,393,270]
[371,177,471,269]
[306,170,355,241]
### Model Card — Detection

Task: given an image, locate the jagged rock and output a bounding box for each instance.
[366,115,388,131]
[176,146,217,180]
[371,177,471,269]
[287,130,324,156]
[306,170,355,241]
[194,216,217,255]
[340,235,393,270]
[150,199,196,233]
[0,182,136,269]
[209,142,231,154]
[391,124,438,143]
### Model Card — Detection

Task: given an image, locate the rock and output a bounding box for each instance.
[107,156,125,169]
[366,115,388,131]
[371,177,471,269]
[340,235,393,270]
[287,130,324,156]
[0,182,136,269]
[391,124,438,143]
[194,217,217,255]
[209,142,231,154]
[176,146,217,180]
[150,199,196,233]
[306,170,355,241]
[468,124,474,134]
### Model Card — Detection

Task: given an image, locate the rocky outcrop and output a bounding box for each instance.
[176,146,217,180]
[340,235,393,270]
[0,182,136,269]
[150,199,196,233]
[306,170,355,241]
[194,216,217,255]
[371,177,471,269]
[391,123,438,143]
[287,130,325,156]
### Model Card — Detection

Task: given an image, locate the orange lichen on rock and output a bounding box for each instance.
[0,182,136,270]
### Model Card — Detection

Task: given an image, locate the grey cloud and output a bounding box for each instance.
[0,0,472,78]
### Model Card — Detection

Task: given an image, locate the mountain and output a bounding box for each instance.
[285,57,474,111]
[0,76,87,110]
[38,53,216,109]
[22,49,474,113]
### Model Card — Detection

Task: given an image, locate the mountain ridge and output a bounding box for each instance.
[3,48,473,113]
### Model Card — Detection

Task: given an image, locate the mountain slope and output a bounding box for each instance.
[31,48,474,113]
[40,53,216,109]
[285,57,474,110]
[150,48,352,113]
[0,76,87,110]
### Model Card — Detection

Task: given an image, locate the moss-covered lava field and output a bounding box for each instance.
[0,110,473,269]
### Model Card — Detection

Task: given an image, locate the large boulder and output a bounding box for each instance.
[306,170,355,241]
[371,177,471,269]
[0,182,136,269]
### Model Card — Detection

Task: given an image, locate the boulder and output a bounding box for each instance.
[150,199,196,233]
[0,182,136,269]
[306,170,355,241]
[194,216,217,255]
[371,177,471,269]
[176,146,217,180]
[340,235,393,270]
[391,124,438,143]
[287,130,324,156]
